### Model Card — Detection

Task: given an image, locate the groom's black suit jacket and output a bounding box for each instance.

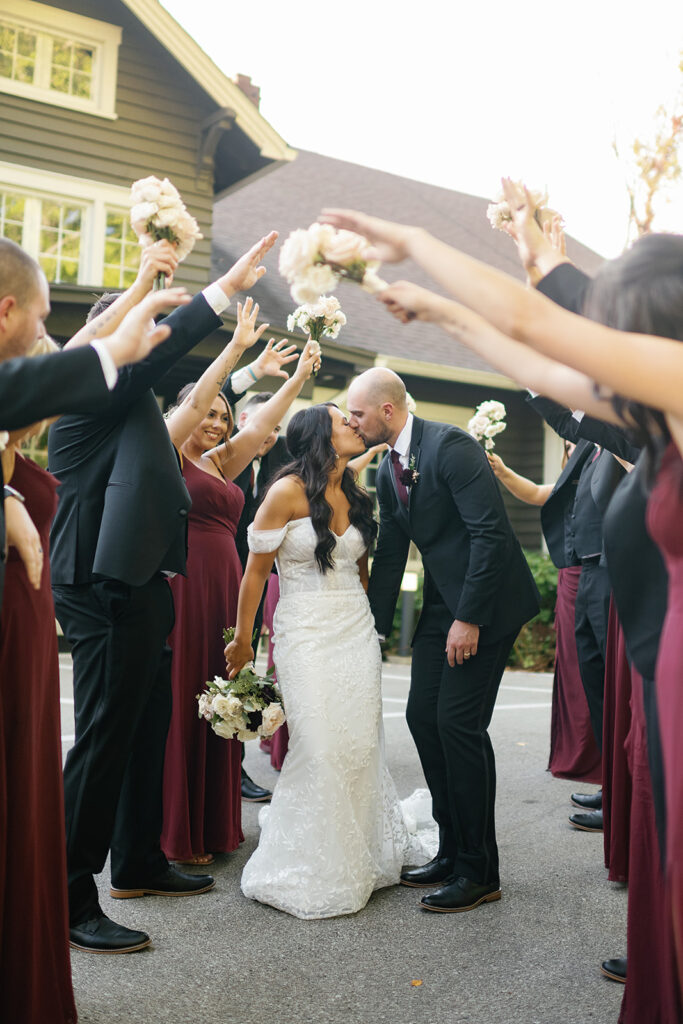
[0,346,109,604]
[368,417,540,644]
[48,293,221,587]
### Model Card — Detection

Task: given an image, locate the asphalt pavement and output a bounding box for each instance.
[59,657,625,1024]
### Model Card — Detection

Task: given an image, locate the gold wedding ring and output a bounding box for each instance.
[464,652,471,659]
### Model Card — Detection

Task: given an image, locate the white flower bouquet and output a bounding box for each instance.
[467,400,507,451]
[279,222,387,304]
[287,295,347,342]
[486,182,560,233]
[129,175,203,286]
[196,628,285,742]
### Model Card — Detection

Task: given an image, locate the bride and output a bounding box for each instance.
[224,403,424,918]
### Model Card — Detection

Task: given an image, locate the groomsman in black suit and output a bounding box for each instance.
[49,233,277,954]
[347,368,539,912]
[0,238,184,606]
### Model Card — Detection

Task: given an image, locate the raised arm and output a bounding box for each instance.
[64,241,179,349]
[165,297,268,449]
[224,476,301,676]
[320,203,683,431]
[212,340,320,479]
[487,452,552,506]
[377,281,623,424]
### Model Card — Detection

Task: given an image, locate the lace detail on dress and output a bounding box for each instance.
[241,516,433,918]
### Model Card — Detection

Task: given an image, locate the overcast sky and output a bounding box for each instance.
[162,0,683,258]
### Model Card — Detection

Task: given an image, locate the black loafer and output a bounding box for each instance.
[569,809,603,832]
[571,790,602,810]
[241,768,272,803]
[400,856,455,888]
[420,876,501,913]
[601,957,627,983]
[110,865,215,899]
[69,914,151,954]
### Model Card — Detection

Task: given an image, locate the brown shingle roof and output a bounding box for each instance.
[212,150,604,374]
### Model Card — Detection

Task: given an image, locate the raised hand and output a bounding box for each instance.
[293,338,322,380]
[102,287,191,367]
[252,338,299,380]
[319,209,416,264]
[220,231,279,296]
[544,213,567,257]
[136,239,179,291]
[232,297,269,352]
[379,281,442,324]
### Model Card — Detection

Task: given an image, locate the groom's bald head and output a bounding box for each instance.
[346,367,409,447]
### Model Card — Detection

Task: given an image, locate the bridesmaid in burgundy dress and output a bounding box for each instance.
[161,306,319,865]
[487,451,601,783]
[0,442,76,1023]
[648,442,683,990]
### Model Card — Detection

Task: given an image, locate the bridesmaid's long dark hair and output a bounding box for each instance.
[270,403,377,573]
[583,233,683,481]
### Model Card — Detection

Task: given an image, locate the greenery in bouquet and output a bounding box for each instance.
[196,628,285,742]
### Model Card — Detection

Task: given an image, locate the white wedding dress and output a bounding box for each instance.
[242,517,433,919]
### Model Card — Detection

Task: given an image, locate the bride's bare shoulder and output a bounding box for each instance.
[260,474,308,519]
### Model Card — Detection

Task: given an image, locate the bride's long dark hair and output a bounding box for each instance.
[270,403,378,573]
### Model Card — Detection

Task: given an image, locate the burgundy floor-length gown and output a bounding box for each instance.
[619,672,681,1023]
[548,566,601,783]
[647,441,683,992]
[0,456,76,1024]
[602,601,633,883]
[162,458,245,860]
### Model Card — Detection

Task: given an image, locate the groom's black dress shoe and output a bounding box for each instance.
[600,957,627,983]
[569,809,603,832]
[400,857,455,888]
[69,914,151,954]
[110,865,215,899]
[420,876,501,913]
[241,768,272,803]
[571,790,602,810]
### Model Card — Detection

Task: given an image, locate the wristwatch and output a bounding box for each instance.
[3,485,25,504]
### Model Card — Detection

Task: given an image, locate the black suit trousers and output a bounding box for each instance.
[573,563,611,751]
[53,576,174,923]
[408,601,518,886]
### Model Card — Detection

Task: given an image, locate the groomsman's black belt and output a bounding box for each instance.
[580,554,602,565]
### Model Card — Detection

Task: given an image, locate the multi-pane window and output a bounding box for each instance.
[0,3,121,119]
[103,211,141,289]
[0,191,25,245]
[38,201,83,284]
[50,36,94,100]
[0,23,37,85]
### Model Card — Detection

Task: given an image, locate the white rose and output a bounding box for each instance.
[130,202,159,235]
[278,228,319,282]
[131,176,164,204]
[321,229,367,266]
[236,728,259,742]
[154,206,180,229]
[291,265,338,304]
[316,295,341,319]
[211,695,233,718]
[213,719,237,739]
[260,703,285,737]
[159,177,181,198]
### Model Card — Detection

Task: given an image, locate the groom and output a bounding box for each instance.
[346,368,539,912]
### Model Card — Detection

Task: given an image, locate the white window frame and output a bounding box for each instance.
[0,0,121,119]
[0,161,135,285]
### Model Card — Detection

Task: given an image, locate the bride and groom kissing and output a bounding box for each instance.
[225,366,539,920]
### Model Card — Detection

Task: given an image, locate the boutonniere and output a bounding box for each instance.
[399,455,420,487]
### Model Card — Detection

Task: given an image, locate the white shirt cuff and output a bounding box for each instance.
[90,340,118,390]
[229,366,257,396]
[202,282,231,316]
[526,388,539,398]
[572,410,585,422]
